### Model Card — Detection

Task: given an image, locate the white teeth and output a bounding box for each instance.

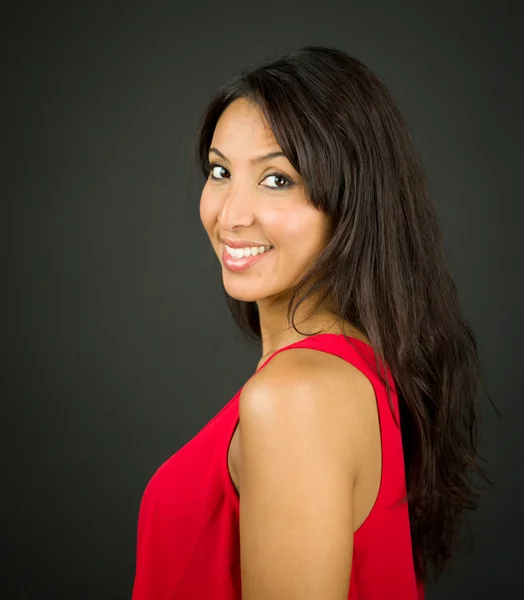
[225,244,272,259]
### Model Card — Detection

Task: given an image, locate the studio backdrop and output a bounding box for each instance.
[2,1,522,598]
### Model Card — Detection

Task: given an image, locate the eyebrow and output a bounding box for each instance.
[209,147,287,165]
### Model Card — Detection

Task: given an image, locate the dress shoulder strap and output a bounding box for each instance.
[257,333,395,391]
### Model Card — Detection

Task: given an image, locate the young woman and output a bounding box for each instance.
[132,46,487,599]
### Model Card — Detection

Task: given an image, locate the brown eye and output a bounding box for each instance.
[209,164,230,180]
[263,173,292,189]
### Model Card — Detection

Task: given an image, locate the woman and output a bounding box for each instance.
[132,46,487,599]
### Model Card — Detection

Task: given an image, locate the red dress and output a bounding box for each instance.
[132,333,425,599]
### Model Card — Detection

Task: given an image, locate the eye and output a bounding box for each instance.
[262,173,293,189]
[209,164,230,180]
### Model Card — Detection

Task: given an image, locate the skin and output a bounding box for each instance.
[200,98,381,599]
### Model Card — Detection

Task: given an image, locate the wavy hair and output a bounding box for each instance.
[194,46,492,582]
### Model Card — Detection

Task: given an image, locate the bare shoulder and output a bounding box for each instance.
[236,347,378,597]
[243,348,377,435]
[239,348,378,475]
[247,346,375,395]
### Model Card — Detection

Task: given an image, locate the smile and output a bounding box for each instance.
[221,244,274,272]
[225,244,273,258]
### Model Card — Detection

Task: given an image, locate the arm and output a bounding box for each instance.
[237,350,362,599]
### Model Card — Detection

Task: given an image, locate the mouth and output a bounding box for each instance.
[221,243,274,273]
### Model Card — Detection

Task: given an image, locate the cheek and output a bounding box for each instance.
[277,209,328,245]
[199,188,217,234]
[282,213,331,260]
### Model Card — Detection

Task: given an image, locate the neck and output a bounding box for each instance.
[256,294,340,361]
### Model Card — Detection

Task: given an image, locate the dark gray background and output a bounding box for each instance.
[2,1,522,598]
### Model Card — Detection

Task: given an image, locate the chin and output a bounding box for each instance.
[221,277,274,304]
[223,284,264,303]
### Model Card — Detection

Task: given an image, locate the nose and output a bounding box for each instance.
[217,182,255,230]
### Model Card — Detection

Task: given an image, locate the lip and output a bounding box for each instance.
[221,244,274,273]
[220,237,273,249]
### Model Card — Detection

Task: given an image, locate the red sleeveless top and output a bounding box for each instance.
[132,333,425,599]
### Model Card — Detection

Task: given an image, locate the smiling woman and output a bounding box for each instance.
[131,46,488,600]
[199,98,332,304]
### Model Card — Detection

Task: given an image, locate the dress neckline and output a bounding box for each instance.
[256,332,373,373]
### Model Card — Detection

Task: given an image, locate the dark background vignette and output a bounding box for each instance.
[1,1,522,598]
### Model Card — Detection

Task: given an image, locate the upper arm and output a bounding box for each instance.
[237,350,364,600]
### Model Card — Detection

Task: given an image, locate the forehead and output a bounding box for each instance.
[211,98,279,150]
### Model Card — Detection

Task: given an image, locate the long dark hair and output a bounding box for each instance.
[194,46,491,582]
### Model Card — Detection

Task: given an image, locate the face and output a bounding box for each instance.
[199,98,332,304]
